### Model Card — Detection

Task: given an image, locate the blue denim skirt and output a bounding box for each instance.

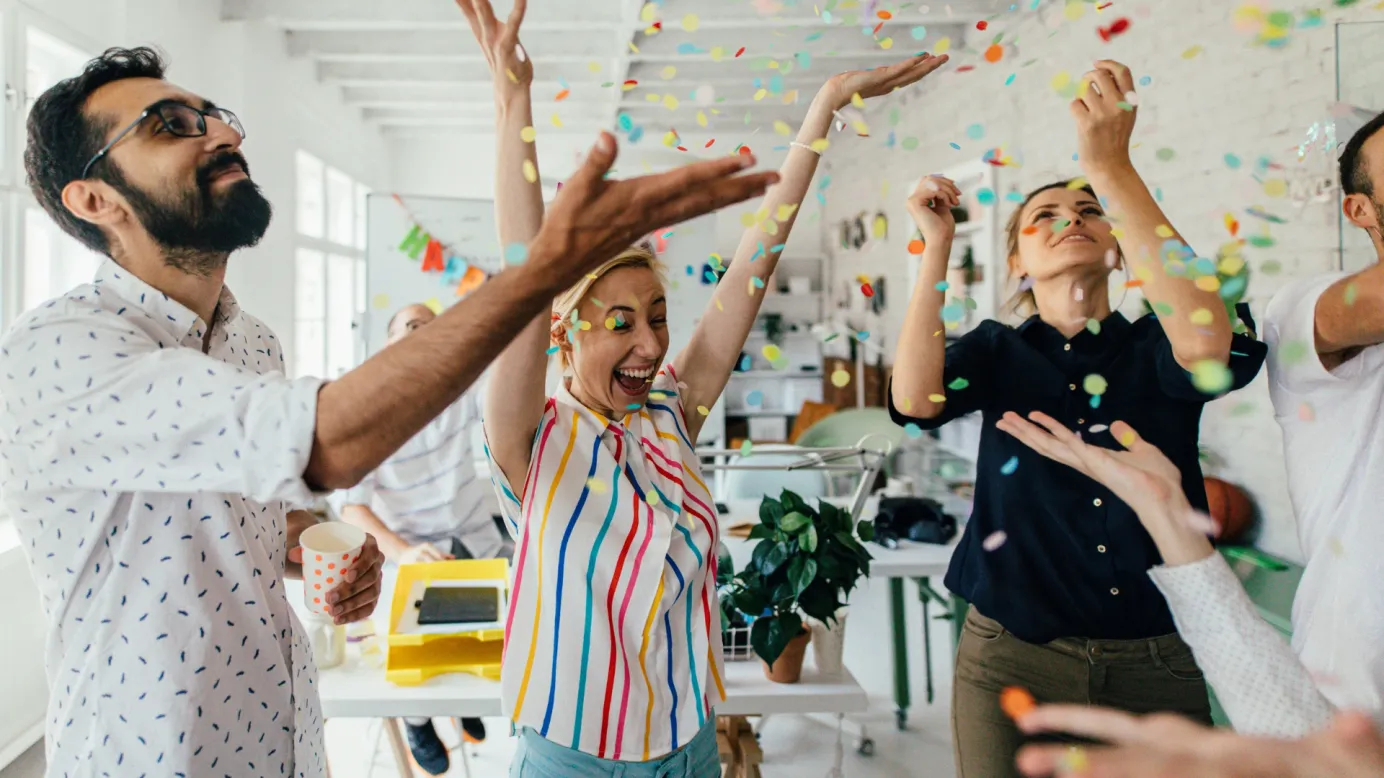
[510,720,720,778]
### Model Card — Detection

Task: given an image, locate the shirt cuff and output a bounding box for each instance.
[263,376,326,509]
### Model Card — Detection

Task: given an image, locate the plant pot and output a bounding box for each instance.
[761,629,811,683]
[1205,476,1254,544]
[809,610,847,677]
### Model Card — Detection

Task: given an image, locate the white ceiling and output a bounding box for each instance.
[222,0,1008,142]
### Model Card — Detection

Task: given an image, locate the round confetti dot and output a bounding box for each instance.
[1089,424,1109,434]
[762,344,782,362]
[504,242,529,264]
[696,405,710,416]
[976,20,988,30]
[831,369,852,388]
[520,126,536,142]
[522,159,537,183]
[371,293,391,310]
[1155,148,1175,162]
[903,423,923,438]
[935,36,951,53]
[880,37,894,49]
[1001,686,1036,719]
[1298,401,1315,422]
[983,530,1008,550]
[1224,153,1241,169]
[861,283,875,297]
[948,377,970,390]
[976,187,996,206]
[1263,178,1288,197]
[934,280,949,292]
[941,303,965,323]
[908,239,926,254]
[910,25,928,39]
[586,478,608,493]
[984,44,1003,63]
[927,393,946,403]
[1085,318,1102,335]
[902,137,919,150]
[1189,308,1214,325]
[681,13,699,31]
[1191,360,1232,394]
[1138,75,1152,86]
[746,390,764,406]
[966,123,985,140]
[999,457,1019,476]
[740,439,754,456]
[1083,374,1108,396]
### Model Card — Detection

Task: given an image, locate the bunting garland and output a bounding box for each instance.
[391,194,497,297]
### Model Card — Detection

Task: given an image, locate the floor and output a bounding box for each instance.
[323,575,960,778]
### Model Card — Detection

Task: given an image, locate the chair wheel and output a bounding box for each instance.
[857,738,876,757]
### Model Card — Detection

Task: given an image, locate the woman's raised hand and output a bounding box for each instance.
[1072,59,1138,175]
[820,53,949,111]
[905,175,959,246]
[456,0,532,96]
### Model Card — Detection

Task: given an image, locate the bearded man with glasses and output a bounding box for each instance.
[6,45,777,778]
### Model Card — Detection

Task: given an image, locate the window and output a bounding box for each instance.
[294,249,326,379]
[294,153,368,378]
[23,206,100,312]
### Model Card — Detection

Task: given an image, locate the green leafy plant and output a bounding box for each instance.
[725,489,876,669]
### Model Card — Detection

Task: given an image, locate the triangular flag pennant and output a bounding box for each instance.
[456,265,486,296]
[398,224,429,259]
[442,256,469,286]
[421,238,445,272]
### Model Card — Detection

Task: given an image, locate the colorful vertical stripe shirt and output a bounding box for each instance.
[487,364,725,760]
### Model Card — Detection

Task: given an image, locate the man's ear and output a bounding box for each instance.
[60,179,126,230]
[1343,192,1380,232]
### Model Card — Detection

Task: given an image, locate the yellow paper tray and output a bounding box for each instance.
[384,558,509,685]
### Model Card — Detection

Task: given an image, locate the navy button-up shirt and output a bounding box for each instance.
[890,312,1266,643]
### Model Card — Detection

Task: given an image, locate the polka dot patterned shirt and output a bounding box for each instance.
[0,260,327,777]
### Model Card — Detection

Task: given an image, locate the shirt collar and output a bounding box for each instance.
[93,258,243,344]
[1018,310,1132,354]
[554,378,633,438]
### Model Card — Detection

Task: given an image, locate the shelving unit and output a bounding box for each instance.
[905,160,1003,336]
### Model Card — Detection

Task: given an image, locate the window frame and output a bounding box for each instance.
[293,151,369,378]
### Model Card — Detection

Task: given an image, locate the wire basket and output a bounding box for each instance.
[722,622,755,661]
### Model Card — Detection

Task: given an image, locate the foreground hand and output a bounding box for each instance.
[995,413,1185,520]
[326,534,384,624]
[457,0,531,95]
[399,542,454,564]
[906,175,959,245]
[821,53,949,110]
[1072,59,1137,175]
[529,133,779,286]
[1016,705,1384,778]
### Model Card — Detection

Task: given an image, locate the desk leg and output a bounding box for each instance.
[918,577,934,705]
[383,719,414,778]
[890,577,910,730]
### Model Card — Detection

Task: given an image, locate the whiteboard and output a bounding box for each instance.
[363,193,502,358]
[364,194,723,446]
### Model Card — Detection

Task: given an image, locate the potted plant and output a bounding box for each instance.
[724,489,875,683]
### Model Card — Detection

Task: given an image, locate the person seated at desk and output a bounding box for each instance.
[340,303,513,773]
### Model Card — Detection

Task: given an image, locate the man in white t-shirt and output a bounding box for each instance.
[1263,109,1384,716]
[340,303,510,774]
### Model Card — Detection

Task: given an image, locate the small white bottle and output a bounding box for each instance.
[304,613,346,670]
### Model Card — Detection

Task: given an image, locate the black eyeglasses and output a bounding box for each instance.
[81,99,246,179]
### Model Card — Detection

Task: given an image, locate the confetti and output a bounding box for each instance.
[1089,423,1109,434]
[1064,1,1086,20]
[555,88,570,101]
[935,36,951,53]
[503,243,529,264]
[966,123,986,140]
[1083,374,1108,396]
[976,187,996,206]
[904,423,923,438]
[520,126,537,142]
[746,390,764,407]
[1191,359,1233,394]
[586,477,608,493]
[831,369,852,388]
[1182,45,1204,59]
[661,65,676,80]
[551,113,564,127]
[774,120,792,136]
[911,25,928,39]
[908,239,926,254]
[522,159,537,183]
[984,44,1004,63]
[999,457,1019,476]
[696,405,710,416]
[983,530,1008,551]
[880,37,894,49]
[762,344,782,362]
[861,283,875,297]
[976,20,989,30]
[1098,17,1131,41]
[927,393,946,403]
[371,293,390,310]
[740,439,754,456]
[1298,402,1315,422]
[1000,687,1036,719]
[1263,178,1288,197]
[1155,148,1175,162]
[1085,318,1102,335]
[878,9,894,19]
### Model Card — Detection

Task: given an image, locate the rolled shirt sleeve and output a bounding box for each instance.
[0,310,322,505]
[888,320,999,430]
[1148,553,1334,738]
[1153,328,1267,403]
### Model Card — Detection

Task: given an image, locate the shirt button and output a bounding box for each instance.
[1110,587,1120,595]
[1077,419,1085,425]
[1069,384,1077,391]
[1090,645,1103,657]
[1093,498,1103,507]
[1097,544,1107,553]
[1063,343,1072,351]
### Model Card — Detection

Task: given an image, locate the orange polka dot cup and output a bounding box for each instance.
[299,522,366,617]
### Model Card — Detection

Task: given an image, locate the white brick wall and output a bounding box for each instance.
[820,2,1383,561]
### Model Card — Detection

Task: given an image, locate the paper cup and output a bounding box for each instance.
[300,522,366,616]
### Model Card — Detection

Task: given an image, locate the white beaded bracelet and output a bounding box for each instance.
[790,141,822,155]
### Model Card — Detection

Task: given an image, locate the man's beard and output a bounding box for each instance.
[106,151,273,276]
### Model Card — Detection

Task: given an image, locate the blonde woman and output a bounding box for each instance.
[456,0,947,774]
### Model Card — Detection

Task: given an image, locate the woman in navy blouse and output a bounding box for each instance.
[889,61,1267,777]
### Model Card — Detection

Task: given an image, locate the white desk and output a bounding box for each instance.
[316,654,866,720]
[865,539,954,579]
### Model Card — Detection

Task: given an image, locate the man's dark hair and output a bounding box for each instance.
[1340,110,1384,199]
[24,46,167,256]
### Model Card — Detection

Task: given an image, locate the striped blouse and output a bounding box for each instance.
[487,364,726,760]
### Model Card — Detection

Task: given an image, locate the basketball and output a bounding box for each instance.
[1204,477,1254,543]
